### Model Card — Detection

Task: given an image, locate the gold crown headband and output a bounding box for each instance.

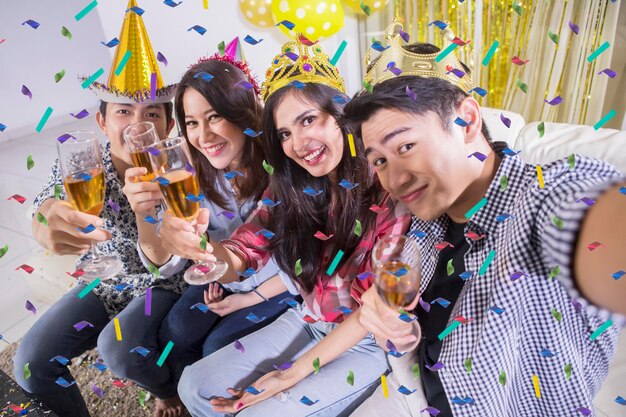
[364,22,473,92]
[261,36,346,102]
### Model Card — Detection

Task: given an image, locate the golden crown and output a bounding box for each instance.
[364,22,473,92]
[261,35,346,102]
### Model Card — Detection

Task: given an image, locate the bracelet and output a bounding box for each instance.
[251,288,269,302]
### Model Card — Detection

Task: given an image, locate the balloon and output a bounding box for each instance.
[342,0,389,15]
[239,0,275,28]
[271,0,345,41]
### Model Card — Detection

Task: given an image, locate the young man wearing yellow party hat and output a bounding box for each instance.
[343,22,625,417]
[13,2,187,417]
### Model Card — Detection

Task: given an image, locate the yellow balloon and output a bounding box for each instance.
[271,0,345,41]
[342,0,389,15]
[239,0,275,28]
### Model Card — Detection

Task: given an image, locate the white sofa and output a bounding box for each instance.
[24,108,626,416]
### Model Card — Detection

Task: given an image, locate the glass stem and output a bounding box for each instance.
[90,240,103,264]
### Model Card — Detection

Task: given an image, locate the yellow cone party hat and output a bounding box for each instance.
[87,0,175,103]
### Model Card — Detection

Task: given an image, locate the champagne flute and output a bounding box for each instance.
[372,235,421,310]
[57,130,123,282]
[148,136,229,285]
[123,121,159,182]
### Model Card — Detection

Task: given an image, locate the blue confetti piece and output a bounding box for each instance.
[279,297,299,308]
[243,35,263,45]
[245,386,265,395]
[73,172,92,181]
[255,229,275,239]
[510,271,526,281]
[190,303,209,313]
[114,283,132,291]
[243,128,262,137]
[303,186,323,196]
[357,271,375,281]
[237,268,256,278]
[334,306,353,314]
[489,306,505,315]
[89,362,107,372]
[496,213,515,222]
[126,6,144,15]
[0,123,6,132]
[100,37,120,48]
[153,176,170,186]
[245,312,266,323]
[398,312,416,322]
[408,229,427,238]
[22,19,41,29]
[371,41,390,52]
[300,396,319,406]
[620,186,626,195]
[163,0,183,7]
[130,346,150,357]
[276,20,296,30]
[332,95,349,105]
[540,348,558,358]
[431,297,451,308]
[454,117,473,127]
[397,385,417,395]
[615,396,626,405]
[459,271,473,280]
[224,170,244,180]
[468,87,488,97]
[428,20,448,30]
[288,80,306,89]
[612,270,625,280]
[55,377,76,387]
[339,179,359,190]
[77,224,96,234]
[393,267,408,277]
[576,197,596,206]
[49,355,70,365]
[185,193,205,202]
[144,215,159,224]
[421,406,441,416]
[261,198,281,207]
[502,147,521,156]
[193,71,214,81]
[187,25,207,35]
[389,350,407,358]
[451,396,475,406]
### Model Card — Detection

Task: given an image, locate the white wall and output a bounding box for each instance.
[0,0,362,144]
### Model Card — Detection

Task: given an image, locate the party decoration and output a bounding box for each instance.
[271,0,345,41]
[342,0,389,15]
[239,0,275,28]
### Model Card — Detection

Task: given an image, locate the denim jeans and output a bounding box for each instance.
[157,283,292,383]
[178,306,389,417]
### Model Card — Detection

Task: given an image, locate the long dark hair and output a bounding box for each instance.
[175,60,268,209]
[262,83,381,293]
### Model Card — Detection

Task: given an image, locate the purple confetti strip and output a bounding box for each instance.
[398,28,410,43]
[107,198,121,213]
[150,72,157,101]
[571,298,583,312]
[234,339,245,353]
[285,51,299,61]
[419,297,431,312]
[25,300,37,314]
[21,85,33,100]
[576,197,596,206]
[575,407,592,416]
[568,20,579,35]
[421,406,441,416]
[235,80,254,90]
[500,113,512,128]
[145,146,160,156]
[386,339,398,352]
[144,287,152,316]
[218,210,236,220]
[57,133,75,143]
[544,96,563,106]
[510,271,526,281]
[184,162,196,174]
[273,362,293,371]
[597,68,617,78]
[73,320,94,331]
[70,109,90,119]
[468,152,487,161]
[90,383,105,398]
[156,51,168,66]
[425,362,444,371]
[448,68,466,78]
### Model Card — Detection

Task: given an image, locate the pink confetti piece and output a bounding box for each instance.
[157,51,168,66]
[500,112,511,128]
[544,96,563,106]
[21,85,33,99]
[70,109,90,119]
[435,241,454,251]
[313,231,334,241]
[586,241,605,251]
[16,264,35,273]
[451,37,471,46]
[25,300,37,314]
[568,20,579,35]
[511,56,530,66]
[465,231,486,241]
[234,339,245,353]
[7,194,27,204]
[66,269,85,278]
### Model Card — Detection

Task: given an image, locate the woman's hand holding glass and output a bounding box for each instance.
[158,208,217,263]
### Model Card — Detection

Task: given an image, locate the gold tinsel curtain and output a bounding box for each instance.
[368,0,624,128]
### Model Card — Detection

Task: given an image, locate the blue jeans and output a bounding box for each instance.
[178,306,388,417]
[158,283,292,383]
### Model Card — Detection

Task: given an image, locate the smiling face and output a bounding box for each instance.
[96,102,173,166]
[362,108,482,221]
[182,87,246,170]
[273,91,344,177]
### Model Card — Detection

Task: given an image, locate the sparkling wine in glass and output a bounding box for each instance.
[372,235,421,310]
[123,121,159,182]
[148,136,228,285]
[57,131,123,282]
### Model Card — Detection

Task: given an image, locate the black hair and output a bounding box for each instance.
[262,82,381,294]
[175,60,268,209]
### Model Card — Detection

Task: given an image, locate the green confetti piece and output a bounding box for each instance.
[551,307,562,322]
[499,370,507,385]
[362,79,373,93]
[329,40,347,66]
[295,259,302,276]
[138,389,147,407]
[81,68,104,89]
[78,278,101,299]
[218,40,225,56]
[516,79,528,94]
[37,212,48,227]
[326,249,344,276]
[36,106,54,132]
[54,184,63,199]
[447,259,455,276]
[54,69,66,83]
[27,155,34,170]
[552,216,564,229]
[199,234,207,251]
[262,160,274,175]
[148,263,161,277]
[313,357,320,374]
[412,363,420,379]
[23,362,31,380]
[114,50,132,76]
[564,363,572,380]
[500,175,508,191]
[548,30,559,45]
[478,250,496,276]
[347,370,354,386]
[156,340,174,366]
[512,2,523,15]
[359,0,371,15]
[464,357,472,374]
[549,265,561,281]
[354,219,362,237]
[537,121,545,138]
[0,244,8,259]
[567,154,575,170]
[61,26,72,40]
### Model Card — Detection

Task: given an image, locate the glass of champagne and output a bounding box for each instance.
[372,235,421,310]
[123,121,159,182]
[56,131,123,282]
[148,136,229,285]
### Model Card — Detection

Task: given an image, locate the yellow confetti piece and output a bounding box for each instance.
[114,318,122,341]
[202,0,208,9]
[381,375,389,398]
[535,165,544,189]
[348,133,356,157]
[532,374,541,398]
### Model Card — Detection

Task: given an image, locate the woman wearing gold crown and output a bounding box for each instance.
[172,37,411,416]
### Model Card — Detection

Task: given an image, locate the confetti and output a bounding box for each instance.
[300,396,319,406]
[187,25,207,35]
[190,303,209,313]
[150,72,157,101]
[148,263,161,277]
[245,386,265,395]
[234,339,245,353]
[425,362,444,372]
[544,96,563,106]
[548,30,559,45]
[91,362,107,372]
[245,312,266,323]
[511,56,530,65]
[499,112,512,128]
[21,85,33,100]
[155,341,174,367]
[224,170,243,180]
[597,68,617,78]
[464,357,472,373]
[126,6,145,15]
[467,152,486,161]
[447,259,455,276]
[428,20,448,30]
[459,271,473,280]
[56,377,76,387]
[236,81,255,90]
[261,197,281,207]
[362,79,373,93]
[536,165,545,188]
[304,187,323,197]
[144,215,159,225]
[70,109,90,119]
[405,85,417,101]
[67,269,85,279]
[567,154,576,170]
[130,346,150,357]
[380,375,389,397]
[552,216,564,229]
[614,396,626,405]
[276,20,296,30]
[454,117,472,127]
[138,389,147,406]
[339,179,359,190]
[347,133,357,157]
[255,229,275,239]
[37,212,48,226]
[326,249,344,276]
[0,244,7,259]
[482,40,499,66]
[549,265,561,281]
[496,213,515,222]
[75,0,98,21]
[370,41,389,52]
[517,79,528,93]
[8,194,26,204]
[452,396,475,406]
[568,20,579,35]
[438,320,460,340]
[590,319,613,340]
[468,86,487,97]
[16,264,35,274]
[587,241,604,251]
[537,121,545,138]
[594,109,616,130]
[279,297,299,308]
[540,348,558,358]
[421,406,441,416]
[312,357,320,374]
[114,317,122,341]
[25,300,37,314]
[273,362,293,371]
[0,123,6,131]
[354,219,362,236]
[243,128,263,138]
[465,197,487,218]
[489,306,505,315]
[359,0,371,15]
[435,241,454,251]
[22,19,41,29]
[294,259,303,276]
[78,278,101,299]
[346,370,354,386]
[23,362,31,379]
[163,0,183,7]
[587,41,610,62]
[531,374,541,398]
[435,43,458,63]
[115,50,132,76]
[564,363,573,379]
[329,40,347,66]
[77,224,96,234]
[397,385,417,395]
[612,270,625,280]
[54,69,66,83]
[107,198,121,213]
[81,68,105,89]
[431,297,451,308]
[499,370,507,385]
[512,2,523,15]
[91,383,105,398]
[73,320,94,331]
[185,193,205,202]
[101,37,120,47]
[261,160,274,175]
